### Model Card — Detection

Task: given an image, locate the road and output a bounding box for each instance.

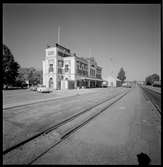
[3,86,161,165]
[33,86,161,165]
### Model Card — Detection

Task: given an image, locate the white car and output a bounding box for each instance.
[37,85,51,93]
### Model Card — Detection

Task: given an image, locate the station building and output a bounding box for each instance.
[42,43,103,90]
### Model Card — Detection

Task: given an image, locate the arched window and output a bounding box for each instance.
[49,64,53,73]
[49,78,53,88]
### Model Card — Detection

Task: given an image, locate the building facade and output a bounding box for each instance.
[106,75,121,87]
[42,43,103,90]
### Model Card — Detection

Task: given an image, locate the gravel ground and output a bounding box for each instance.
[3,88,94,108]
[3,88,111,108]
[3,87,126,152]
[33,86,161,165]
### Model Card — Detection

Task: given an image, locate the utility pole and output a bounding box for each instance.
[109,57,113,76]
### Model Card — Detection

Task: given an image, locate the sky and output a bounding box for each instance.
[3,4,161,81]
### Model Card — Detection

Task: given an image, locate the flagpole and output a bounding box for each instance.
[110,57,113,76]
[89,48,92,58]
[58,26,60,44]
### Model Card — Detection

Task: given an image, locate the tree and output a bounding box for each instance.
[16,67,43,86]
[117,67,126,84]
[15,68,27,88]
[145,76,152,85]
[3,44,20,89]
[145,73,159,85]
[151,73,159,83]
[29,69,42,85]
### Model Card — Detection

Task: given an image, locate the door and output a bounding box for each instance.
[49,77,53,88]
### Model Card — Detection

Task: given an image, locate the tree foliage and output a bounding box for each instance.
[3,44,20,88]
[16,67,43,86]
[145,73,159,85]
[2,44,43,89]
[117,67,126,84]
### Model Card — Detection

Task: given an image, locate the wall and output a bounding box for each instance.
[43,47,57,89]
[107,76,117,87]
[63,56,76,81]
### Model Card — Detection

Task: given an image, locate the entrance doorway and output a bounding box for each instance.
[49,77,53,88]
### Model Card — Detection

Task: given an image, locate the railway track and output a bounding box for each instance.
[141,86,161,114]
[3,88,132,164]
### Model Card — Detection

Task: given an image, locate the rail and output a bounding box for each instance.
[3,88,132,164]
[141,86,161,114]
[141,85,161,95]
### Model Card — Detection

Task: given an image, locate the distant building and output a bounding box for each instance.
[137,81,145,85]
[42,43,103,90]
[106,75,121,87]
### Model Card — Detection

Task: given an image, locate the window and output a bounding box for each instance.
[58,51,63,57]
[58,68,62,74]
[77,64,79,70]
[92,70,94,76]
[49,64,53,72]
[90,69,95,77]
[58,60,63,67]
[48,51,54,55]
[79,63,82,69]
[85,64,88,70]
[96,74,101,79]
[81,64,84,70]
[65,64,69,72]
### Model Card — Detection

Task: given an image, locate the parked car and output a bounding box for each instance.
[37,85,52,93]
[30,86,37,91]
[102,81,108,88]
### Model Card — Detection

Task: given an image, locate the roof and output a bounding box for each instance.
[56,43,71,53]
